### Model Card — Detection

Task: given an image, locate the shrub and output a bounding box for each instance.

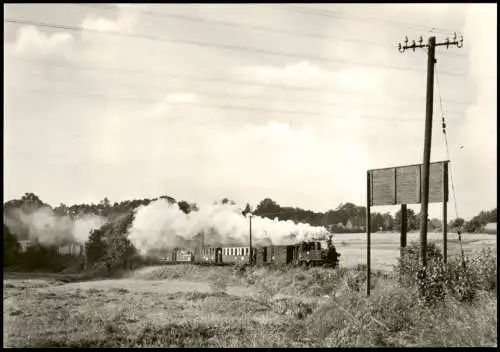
[467,248,497,291]
[395,241,443,287]
[396,242,497,304]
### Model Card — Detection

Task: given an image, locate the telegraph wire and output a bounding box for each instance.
[13,65,471,116]
[263,4,457,36]
[73,3,468,59]
[6,85,423,123]
[435,64,467,268]
[5,55,476,108]
[4,18,471,77]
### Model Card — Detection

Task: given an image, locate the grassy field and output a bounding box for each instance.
[334,232,496,271]
[3,233,496,348]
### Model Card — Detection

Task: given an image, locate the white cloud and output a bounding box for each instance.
[145,93,198,118]
[3,4,495,220]
[13,25,74,57]
[233,61,382,92]
[81,6,138,33]
[82,16,122,32]
[336,67,380,90]
[165,93,197,103]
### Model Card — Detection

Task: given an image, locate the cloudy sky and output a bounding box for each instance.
[4,4,496,220]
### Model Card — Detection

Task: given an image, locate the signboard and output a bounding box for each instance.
[368,161,448,206]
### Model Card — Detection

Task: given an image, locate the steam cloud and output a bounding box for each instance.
[4,207,106,247]
[128,199,329,255]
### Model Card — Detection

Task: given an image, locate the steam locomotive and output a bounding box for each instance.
[154,238,340,268]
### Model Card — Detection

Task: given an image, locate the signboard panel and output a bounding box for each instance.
[368,161,448,206]
[371,168,395,206]
[427,163,445,203]
[396,165,420,204]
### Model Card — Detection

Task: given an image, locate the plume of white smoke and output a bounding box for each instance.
[128,199,329,255]
[4,207,106,247]
[72,214,107,244]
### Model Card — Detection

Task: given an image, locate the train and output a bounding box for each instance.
[153,238,341,268]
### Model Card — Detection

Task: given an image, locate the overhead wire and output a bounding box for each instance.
[263,4,457,36]
[5,54,475,108]
[4,18,471,78]
[6,85,424,123]
[435,63,466,268]
[10,64,470,116]
[73,3,468,59]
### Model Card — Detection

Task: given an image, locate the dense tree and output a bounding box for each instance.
[242,203,252,216]
[371,212,385,232]
[382,212,394,231]
[84,211,137,273]
[394,208,418,231]
[3,224,21,267]
[449,218,465,230]
[254,198,281,217]
[54,203,69,217]
[430,218,443,232]
[178,200,192,214]
[85,227,108,265]
[464,218,482,233]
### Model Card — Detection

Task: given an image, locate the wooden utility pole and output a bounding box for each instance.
[366,171,371,296]
[249,214,253,266]
[398,34,463,268]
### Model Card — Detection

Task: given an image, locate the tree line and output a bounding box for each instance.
[3,193,496,273]
[250,198,496,234]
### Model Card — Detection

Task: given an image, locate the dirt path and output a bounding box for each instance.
[44,278,258,297]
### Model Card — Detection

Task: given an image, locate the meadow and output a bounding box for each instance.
[334,231,496,271]
[3,232,497,348]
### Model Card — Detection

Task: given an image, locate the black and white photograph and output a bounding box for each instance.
[3,3,497,348]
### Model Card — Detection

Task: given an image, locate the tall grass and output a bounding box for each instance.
[5,247,496,348]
